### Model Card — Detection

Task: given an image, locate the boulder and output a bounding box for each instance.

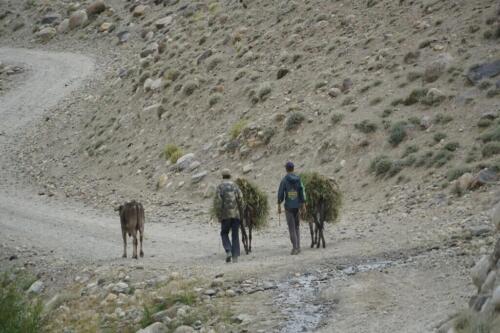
[328,87,341,98]
[57,19,69,33]
[112,282,129,294]
[471,168,497,188]
[69,10,88,30]
[467,60,500,85]
[471,255,492,289]
[36,27,57,42]
[173,326,195,333]
[242,163,253,174]
[150,78,163,91]
[151,310,172,324]
[425,88,446,105]
[492,285,500,310]
[175,153,196,172]
[137,322,168,333]
[457,172,474,191]
[141,42,159,58]
[86,0,106,15]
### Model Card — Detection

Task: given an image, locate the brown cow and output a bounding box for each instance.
[116,200,145,259]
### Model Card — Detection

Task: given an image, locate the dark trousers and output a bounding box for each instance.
[285,208,300,250]
[221,218,240,257]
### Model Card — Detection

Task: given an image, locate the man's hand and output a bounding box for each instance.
[277,204,281,215]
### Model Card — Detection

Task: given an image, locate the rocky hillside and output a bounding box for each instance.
[0,0,498,214]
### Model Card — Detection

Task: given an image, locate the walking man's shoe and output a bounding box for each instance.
[226,252,232,263]
[291,249,298,255]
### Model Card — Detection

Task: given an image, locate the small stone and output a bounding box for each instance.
[105,293,118,302]
[41,13,61,25]
[232,314,252,325]
[225,289,236,297]
[203,289,217,296]
[133,5,146,17]
[36,27,57,42]
[211,278,224,287]
[151,310,172,324]
[173,326,195,333]
[174,153,196,172]
[155,16,173,29]
[242,163,253,174]
[328,88,341,98]
[99,22,113,32]
[277,68,289,80]
[420,116,432,130]
[157,174,168,190]
[117,31,130,44]
[471,255,492,289]
[28,280,44,294]
[191,171,208,184]
[57,19,69,33]
[112,282,129,294]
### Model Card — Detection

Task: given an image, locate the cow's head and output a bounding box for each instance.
[114,204,124,215]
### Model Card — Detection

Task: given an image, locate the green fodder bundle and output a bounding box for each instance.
[235,178,269,230]
[300,172,342,224]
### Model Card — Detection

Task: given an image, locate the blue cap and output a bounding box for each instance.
[285,161,294,169]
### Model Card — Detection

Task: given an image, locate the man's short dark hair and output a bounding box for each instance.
[222,174,231,179]
[285,161,294,172]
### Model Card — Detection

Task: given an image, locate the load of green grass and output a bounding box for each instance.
[300,172,342,224]
[0,273,42,333]
[235,178,269,230]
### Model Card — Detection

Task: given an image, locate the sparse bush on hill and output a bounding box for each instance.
[482,142,500,158]
[388,121,407,146]
[258,82,272,101]
[478,118,493,128]
[230,120,247,139]
[331,113,344,125]
[480,126,500,143]
[402,144,419,158]
[354,120,377,133]
[209,93,222,107]
[369,155,393,176]
[285,112,305,130]
[164,144,183,163]
[447,166,472,181]
[434,132,447,143]
[182,80,199,96]
[444,142,460,152]
[403,88,428,106]
[432,150,454,167]
[434,114,453,125]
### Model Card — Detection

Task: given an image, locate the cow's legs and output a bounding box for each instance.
[122,229,127,258]
[240,223,249,254]
[132,231,138,259]
[248,224,253,253]
[139,229,144,257]
[309,221,315,248]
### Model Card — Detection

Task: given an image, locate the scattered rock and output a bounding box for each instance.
[425,88,446,105]
[471,169,497,188]
[137,322,168,333]
[36,27,57,42]
[174,153,196,172]
[467,60,500,85]
[191,171,208,184]
[69,10,88,30]
[471,255,492,288]
[41,13,61,25]
[133,5,147,17]
[86,1,106,16]
[155,16,173,29]
[423,53,454,83]
[57,19,70,33]
[197,50,213,65]
[277,68,289,79]
[420,116,432,129]
[173,326,195,333]
[232,314,252,325]
[117,31,130,44]
[157,174,168,190]
[28,280,44,294]
[99,22,114,33]
[203,289,217,296]
[151,310,172,324]
[112,282,129,294]
[242,163,253,174]
[328,88,341,98]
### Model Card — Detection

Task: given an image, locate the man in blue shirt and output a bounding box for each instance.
[277,162,306,255]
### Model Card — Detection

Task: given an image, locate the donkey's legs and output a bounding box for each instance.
[309,221,315,248]
[240,223,249,254]
[248,224,253,253]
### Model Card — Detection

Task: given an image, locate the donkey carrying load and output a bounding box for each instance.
[234,178,269,254]
[300,172,342,248]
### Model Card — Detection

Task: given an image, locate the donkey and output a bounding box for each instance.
[116,200,145,259]
[240,206,255,255]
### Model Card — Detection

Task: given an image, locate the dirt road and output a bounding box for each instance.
[0,47,477,332]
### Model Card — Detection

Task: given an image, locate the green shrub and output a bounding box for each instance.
[482,142,500,157]
[434,114,453,124]
[164,144,183,163]
[331,113,344,125]
[480,126,500,143]
[403,88,428,106]
[230,120,247,139]
[285,112,305,130]
[0,273,42,333]
[446,166,472,181]
[165,69,180,81]
[444,142,460,152]
[388,121,407,146]
[415,151,434,167]
[369,96,383,106]
[369,155,393,176]
[388,160,404,177]
[299,172,342,224]
[478,118,493,128]
[381,109,393,118]
[257,82,272,101]
[432,150,453,167]
[354,120,377,133]
[402,144,419,158]
[182,80,199,96]
[433,132,447,143]
[209,93,222,107]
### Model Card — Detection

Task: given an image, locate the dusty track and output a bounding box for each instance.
[0,47,477,332]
